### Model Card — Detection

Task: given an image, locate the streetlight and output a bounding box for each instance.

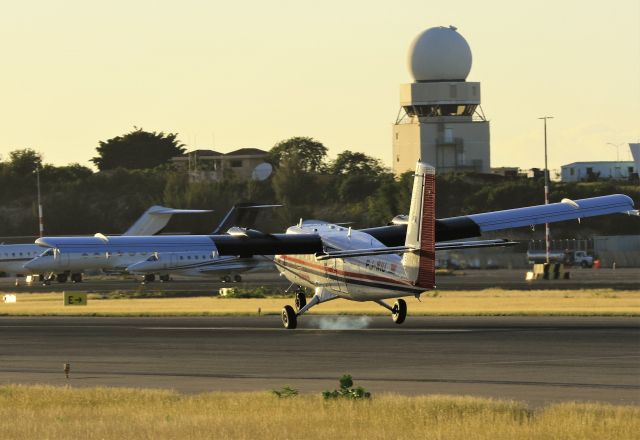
[538,116,554,264]
[36,165,44,237]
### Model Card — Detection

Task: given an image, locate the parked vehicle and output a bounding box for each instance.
[526,250,593,268]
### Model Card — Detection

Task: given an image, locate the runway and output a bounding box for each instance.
[0,316,638,406]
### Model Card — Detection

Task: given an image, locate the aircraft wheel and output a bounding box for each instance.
[56,273,68,283]
[233,274,242,283]
[160,274,170,282]
[281,305,297,329]
[222,275,232,283]
[294,291,306,312]
[71,273,83,283]
[144,274,156,283]
[392,299,407,324]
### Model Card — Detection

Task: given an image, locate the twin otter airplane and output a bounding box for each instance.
[34,162,636,329]
[272,162,635,328]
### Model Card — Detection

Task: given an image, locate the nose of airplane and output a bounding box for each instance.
[23,258,42,271]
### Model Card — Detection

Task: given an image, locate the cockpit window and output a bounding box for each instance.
[147,255,159,262]
[41,249,54,257]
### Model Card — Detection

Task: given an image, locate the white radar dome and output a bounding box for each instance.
[408,26,472,81]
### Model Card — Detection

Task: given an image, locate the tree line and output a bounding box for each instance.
[0,128,637,240]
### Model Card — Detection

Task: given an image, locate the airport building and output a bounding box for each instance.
[560,161,637,182]
[393,26,490,175]
[171,148,269,182]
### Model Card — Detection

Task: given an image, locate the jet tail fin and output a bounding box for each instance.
[123,206,211,236]
[401,162,436,289]
[212,203,281,234]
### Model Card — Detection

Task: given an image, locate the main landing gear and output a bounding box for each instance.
[374,298,407,325]
[281,288,337,329]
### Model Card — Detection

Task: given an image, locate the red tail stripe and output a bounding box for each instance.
[416,172,435,289]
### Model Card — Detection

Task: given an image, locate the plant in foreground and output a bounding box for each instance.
[322,374,371,400]
[271,386,299,398]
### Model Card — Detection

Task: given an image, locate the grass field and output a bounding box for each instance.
[0,385,637,440]
[0,289,638,316]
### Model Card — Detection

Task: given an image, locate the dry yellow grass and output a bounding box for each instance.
[0,385,637,440]
[0,289,638,316]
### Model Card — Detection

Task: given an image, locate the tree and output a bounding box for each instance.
[330,150,386,176]
[8,149,42,176]
[91,128,186,171]
[269,137,328,173]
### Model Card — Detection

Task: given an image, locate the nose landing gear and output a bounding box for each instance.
[280,288,337,329]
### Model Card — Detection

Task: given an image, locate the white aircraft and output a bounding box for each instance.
[271,162,636,328]
[26,204,279,282]
[31,162,636,329]
[126,249,273,283]
[4,205,210,282]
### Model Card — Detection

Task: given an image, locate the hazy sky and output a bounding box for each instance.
[1,0,638,172]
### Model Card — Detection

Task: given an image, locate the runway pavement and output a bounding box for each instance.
[0,315,638,406]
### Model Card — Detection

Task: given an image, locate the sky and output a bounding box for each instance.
[1,0,638,172]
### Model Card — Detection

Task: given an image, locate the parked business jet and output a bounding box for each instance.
[26,204,279,282]
[126,250,274,283]
[2,205,209,283]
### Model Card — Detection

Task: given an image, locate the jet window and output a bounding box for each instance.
[42,249,54,257]
[195,256,199,260]
[180,256,184,260]
[147,255,158,262]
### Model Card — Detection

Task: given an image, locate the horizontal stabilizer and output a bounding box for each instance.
[434,239,518,250]
[315,246,414,261]
[314,239,517,261]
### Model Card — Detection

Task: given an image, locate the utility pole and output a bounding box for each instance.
[538,116,553,264]
[36,166,44,237]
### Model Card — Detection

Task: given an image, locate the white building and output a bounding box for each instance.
[560,161,637,182]
[393,26,490,175]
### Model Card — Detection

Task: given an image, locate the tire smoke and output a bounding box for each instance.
[313,316,372,330]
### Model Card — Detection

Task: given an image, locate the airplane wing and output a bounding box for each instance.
[363,194,636,246]
[460,194,635,232]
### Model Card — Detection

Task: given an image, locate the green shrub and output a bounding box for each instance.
[322,375,371,400]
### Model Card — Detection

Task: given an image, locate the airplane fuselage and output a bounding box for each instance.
[274,224,425,301]
[127,251,274,279]
[0,244,42,275]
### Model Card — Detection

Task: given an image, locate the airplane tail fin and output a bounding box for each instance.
[401,161,436,289]
[123,206,211,236]
[211,203,281,234]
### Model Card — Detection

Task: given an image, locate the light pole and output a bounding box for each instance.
[539,116,553,264]
[36,166,44,237]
